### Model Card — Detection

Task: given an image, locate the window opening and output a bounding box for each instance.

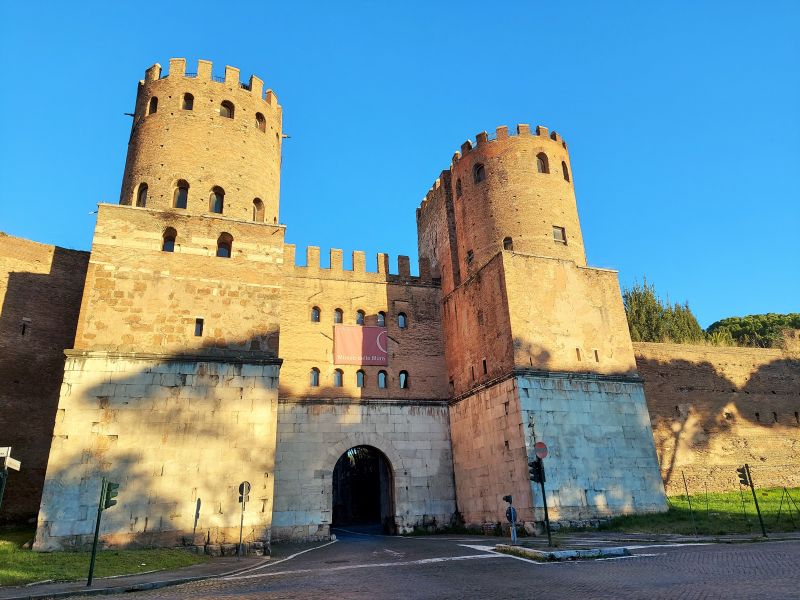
[377,311,386,327]
[162,227,177,252]
[253,198,265,222]
[503,237,513,251]
[398,312,407,329]
[216,232,233,258]
[561,160,570,182]
[378,370,387,389]
[334,369,343,387]
[310,368,320,387]
[174,180,189,209]
[536,152,550,174]
[136,183,148,208]
[148,97,158,115]
[755,412,760,422]
[553,226,567,245]
[255,112,266,132]
[182,93,194,110]
[356,310,365,325]
[473,163,485,183]
[210,187,225,214]
[773,412,778,423]
[194,318,204,336]
[20,317,31,336]
[311,306,321,322]
[576,348,582,361]
[220,100,234,118]
[466,250,474,264]
[334,308,343,324]
[357,370,365,388]
[482,359,487,375]
[594,349,600,362]
[399,370,409,389]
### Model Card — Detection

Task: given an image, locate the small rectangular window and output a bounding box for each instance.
[471,366,475,381]
[553,226,567,245]
[482,358,487,375]
[593,349,600,362]
[21,317,31,336]
[576,348,582,361]
[194,318,204,337]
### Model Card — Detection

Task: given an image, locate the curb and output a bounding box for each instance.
[0,559,269,600]
[496,544,630,561]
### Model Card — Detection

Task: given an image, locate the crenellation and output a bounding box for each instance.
[283,243,296,267]
[475,131,489,145]
[377,252,389,275]
[224,65,240,86]
[329,248,343,271]
[250,75,264,98]
[168,57,185,77]
[496,125,509,140]
[352,250,366,273]
[306,246,320,269]
[460,140,472,155]
[197,59,212,80]
[535,125,549,137]
[145,63,161,82]
[516,123,531,135]
[397,255,411,278]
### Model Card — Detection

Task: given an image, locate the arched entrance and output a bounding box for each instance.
[332,445,395,534]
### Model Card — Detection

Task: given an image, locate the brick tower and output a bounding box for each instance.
[418,125,667,528]
[34,60,285,550]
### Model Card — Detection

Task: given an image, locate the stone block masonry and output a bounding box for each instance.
[34,353,280,550]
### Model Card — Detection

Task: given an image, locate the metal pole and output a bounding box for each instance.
[538,459,552,547]
[681,470,697,536]
[511,508,518,545]
[739,485,749,527]
[87,478,106,587]
[745,464,767,538]
[238,501,245,560]
[0,466,7,513]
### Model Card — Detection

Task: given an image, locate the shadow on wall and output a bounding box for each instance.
[33,340,281,551]
[0,246,89,524]
[636,353,800,494]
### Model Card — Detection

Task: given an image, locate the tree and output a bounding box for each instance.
[623,279,704,343]
[706,313,800,348]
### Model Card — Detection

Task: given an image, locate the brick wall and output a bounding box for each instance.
[634,342,800,493]
[0,233,89,523]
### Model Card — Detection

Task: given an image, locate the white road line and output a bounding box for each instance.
[595,553,663,561]
[458,544,550,565]
[225,539,339,577]
[226,553,503,581]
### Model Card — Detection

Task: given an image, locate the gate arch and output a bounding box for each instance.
[331,445,396,533]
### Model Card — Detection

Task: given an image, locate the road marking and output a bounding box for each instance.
[595,553,663,561]
[227,553,503,581]
[458,544,549,565]
[226,539,338,577]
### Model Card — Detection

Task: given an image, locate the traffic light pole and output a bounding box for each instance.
[87,478,107,587]
[745,464,767,538]
[537,464,553,547]
[0,466,7,513]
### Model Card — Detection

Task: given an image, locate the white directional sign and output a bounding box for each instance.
[5,457,21,471]
[0,447,10,458]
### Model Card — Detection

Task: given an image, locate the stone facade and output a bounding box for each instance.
[1,58,797,549]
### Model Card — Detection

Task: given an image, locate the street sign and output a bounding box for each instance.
[238,481,251,504]
[534,441,548,459]
[5,458,21,471]
[237,481,251,559]
[0,447,10,458]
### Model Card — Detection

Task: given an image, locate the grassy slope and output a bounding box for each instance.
[600,487,800,536]
[0,528,208,587]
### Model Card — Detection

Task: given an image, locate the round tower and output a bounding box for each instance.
[119,58,282,224]
[449,124,585,275]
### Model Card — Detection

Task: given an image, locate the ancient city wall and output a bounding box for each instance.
[0,233,89,523]
[634,342,800,494]
[273,401,455,540]
[35,353,280,551]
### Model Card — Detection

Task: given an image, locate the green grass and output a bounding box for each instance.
[599,487,800,536]
[0,528,208,587]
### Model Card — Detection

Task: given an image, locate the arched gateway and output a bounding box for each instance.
[332,445,395,534]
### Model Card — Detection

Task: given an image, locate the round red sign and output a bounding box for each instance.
[534,441,548,459]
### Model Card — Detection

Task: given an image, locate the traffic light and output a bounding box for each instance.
[736,465,749,486]
[103,481,119,509]
[529,458,545,483]
[502,495,512,504]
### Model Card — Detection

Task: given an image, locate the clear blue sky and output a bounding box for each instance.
[1,1,797,327]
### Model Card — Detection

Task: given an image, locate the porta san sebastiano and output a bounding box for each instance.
[1,59,798,552]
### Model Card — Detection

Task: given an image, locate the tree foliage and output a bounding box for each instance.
[623,279,704,343]
[706,313,800,348]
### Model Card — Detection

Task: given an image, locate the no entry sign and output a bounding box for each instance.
[534,441,548,459]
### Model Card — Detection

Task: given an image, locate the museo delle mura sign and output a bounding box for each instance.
[334,325,388,365]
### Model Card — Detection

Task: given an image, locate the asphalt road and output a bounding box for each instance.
[105,530,800,599]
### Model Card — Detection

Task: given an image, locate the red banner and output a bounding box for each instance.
[334,325,388,365]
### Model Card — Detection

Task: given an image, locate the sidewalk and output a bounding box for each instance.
[0,555,266,600]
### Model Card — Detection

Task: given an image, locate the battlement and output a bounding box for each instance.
[141,58,278,105]
[283,244,435,285]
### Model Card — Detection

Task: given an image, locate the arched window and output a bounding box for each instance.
[356,310,365,325]
[536,152,550,174]
[210,187,225,214]
[174,180,189,209]
[378,370,388,389]
[398,312,407,329]
[220,101,234,119]
[136,183,148,207]
[182,93,194,110]
[356,370,365,388]
[399,370,409,389]
[333,369,343,387]
[253,198,265,222]
[503,236,513,251]
[456,178,462,197]
[561,161,570,182]
[311,306,321,322]
[334,308,343,324]
[162,227,177,252]
[216,232,233,258]
[310,368,320,387]
[255,112,266,132]
[148,97,158,115]
[377,311,386,327]
[473,163,485,183]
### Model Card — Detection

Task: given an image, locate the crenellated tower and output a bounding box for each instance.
[418,124,667,530]
[120,58,282,224]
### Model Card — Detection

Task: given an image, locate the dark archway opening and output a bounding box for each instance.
[332,446,395,534]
